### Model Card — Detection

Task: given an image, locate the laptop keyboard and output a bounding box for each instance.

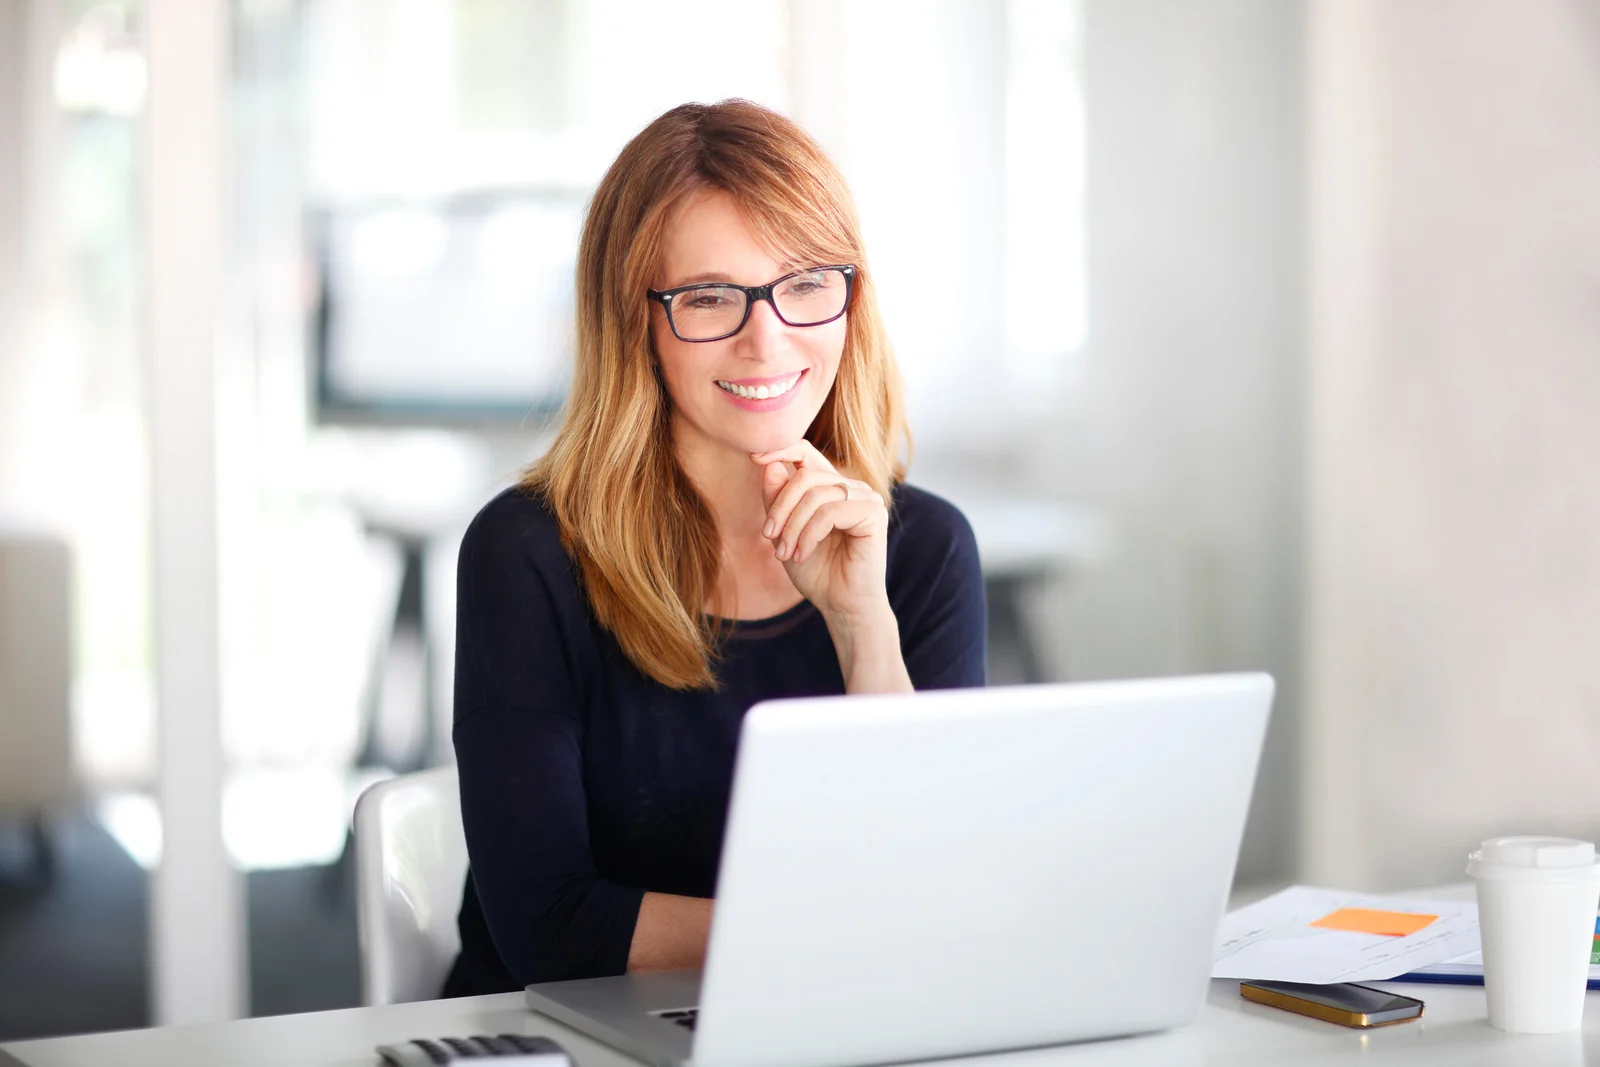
[655,1008,698,1031]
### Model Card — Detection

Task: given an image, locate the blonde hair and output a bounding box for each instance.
[525,99,909,690]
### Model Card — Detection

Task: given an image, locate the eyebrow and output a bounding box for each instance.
[673,271,739,286]
[666,262,811,289]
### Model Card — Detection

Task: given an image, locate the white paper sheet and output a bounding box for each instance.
[1213,885,1483,983]
[1401,901,1600,984]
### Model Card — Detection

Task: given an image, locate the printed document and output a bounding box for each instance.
[1213,885,1481,983]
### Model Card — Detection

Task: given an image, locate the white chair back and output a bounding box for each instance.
[353,766,468,1005]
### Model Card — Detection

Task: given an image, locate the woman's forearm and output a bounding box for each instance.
[826,604,915,694]
[627,891,715,973]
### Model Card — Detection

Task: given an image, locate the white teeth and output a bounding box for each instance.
[717,372,801,401]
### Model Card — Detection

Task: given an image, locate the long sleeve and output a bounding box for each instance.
[451,495,645,986]
[444,483,982,998]
[888,487,988,691]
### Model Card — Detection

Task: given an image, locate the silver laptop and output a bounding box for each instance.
[525,674,1273,1067]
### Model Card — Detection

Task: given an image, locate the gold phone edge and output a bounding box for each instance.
[1239,983,1424,1029]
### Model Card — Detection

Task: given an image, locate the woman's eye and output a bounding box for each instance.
[682,293,731,310]
[781,278,826,298]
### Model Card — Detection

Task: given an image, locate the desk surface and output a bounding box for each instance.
[4,978,1598,1067]
[7,885,1594,1067]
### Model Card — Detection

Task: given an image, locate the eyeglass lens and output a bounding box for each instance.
[668,268,849,341]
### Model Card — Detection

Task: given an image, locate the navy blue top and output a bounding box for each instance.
[442,482,986,996]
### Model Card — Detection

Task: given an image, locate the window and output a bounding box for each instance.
[299,0,1087,437]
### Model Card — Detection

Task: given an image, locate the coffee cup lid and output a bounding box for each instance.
[1467,836,1600,881]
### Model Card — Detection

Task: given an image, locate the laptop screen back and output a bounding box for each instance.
[692,674,1273,1067]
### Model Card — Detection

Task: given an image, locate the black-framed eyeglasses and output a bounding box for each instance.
[647,264,856,343]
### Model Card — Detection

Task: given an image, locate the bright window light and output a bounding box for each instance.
[1007,0,1088,363]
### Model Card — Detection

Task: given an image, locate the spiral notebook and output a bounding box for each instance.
[1401,915,1600,989]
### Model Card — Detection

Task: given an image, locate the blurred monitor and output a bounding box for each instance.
[310,189,584,425]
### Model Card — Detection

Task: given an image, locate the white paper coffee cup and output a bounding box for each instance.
[1467,836,1600,1034]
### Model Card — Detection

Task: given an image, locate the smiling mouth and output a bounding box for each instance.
[714,371,804,401]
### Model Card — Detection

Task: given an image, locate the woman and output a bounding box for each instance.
[443,99,986,997]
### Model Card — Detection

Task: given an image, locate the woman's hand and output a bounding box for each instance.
[752,440,889,625]
[751,441,912,694]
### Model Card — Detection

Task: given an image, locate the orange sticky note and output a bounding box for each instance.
[1310,907,1438,937]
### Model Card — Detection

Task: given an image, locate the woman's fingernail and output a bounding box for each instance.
[763,520,774,538]
[777,541,788,559]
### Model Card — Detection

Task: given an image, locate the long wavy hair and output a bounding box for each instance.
[524,99,909,690]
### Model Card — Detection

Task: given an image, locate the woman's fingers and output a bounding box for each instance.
[751,439,836,518]
[752,439,842,532]
[750,441,883,561]
[790,498,883,563]
[758,459,795,512]
[750,439,835,475]
[765,467,852,544]
[778,479,881,561]
[774,483,851,563]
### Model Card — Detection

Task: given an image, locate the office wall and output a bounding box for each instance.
[1304,0,1600,888]
[0,1,27,496]
[0,0,60,512]
[1053,0,1305,885]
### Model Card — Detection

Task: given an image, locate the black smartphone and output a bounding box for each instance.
[1240,980,1425,1028]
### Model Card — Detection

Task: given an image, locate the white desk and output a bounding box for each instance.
[7,884,1595,1067]
[3,979,1598,1067]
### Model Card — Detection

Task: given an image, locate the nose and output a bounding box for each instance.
[735,295,789,357]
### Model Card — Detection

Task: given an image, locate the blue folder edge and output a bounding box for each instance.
[1395,971,1600,991]
[1396,916,1600,990]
